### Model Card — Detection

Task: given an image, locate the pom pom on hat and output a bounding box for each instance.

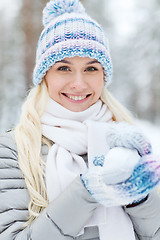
[43,0,85,27]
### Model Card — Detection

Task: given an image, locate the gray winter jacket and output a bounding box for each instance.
[0,131,160,240]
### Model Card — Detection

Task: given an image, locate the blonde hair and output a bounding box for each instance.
[101,88,134,124]
[15,82,134,226]
[15,81,50,226]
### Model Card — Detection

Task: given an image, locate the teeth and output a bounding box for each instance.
[68,95,87,100]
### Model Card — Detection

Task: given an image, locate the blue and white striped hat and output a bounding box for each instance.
[33,0,112,86]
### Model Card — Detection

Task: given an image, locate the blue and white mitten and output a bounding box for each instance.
[105,122,152,156]
[81,122,160,207]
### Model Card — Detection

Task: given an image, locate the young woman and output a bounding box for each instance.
[1,0,160,239]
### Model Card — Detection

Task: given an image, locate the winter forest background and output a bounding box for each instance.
[0,0,160,148]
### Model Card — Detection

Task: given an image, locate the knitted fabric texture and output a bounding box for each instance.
[33,0,112,86]
[105,122,152,156]
[81,122,160,207]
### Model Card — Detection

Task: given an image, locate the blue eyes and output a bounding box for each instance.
[57,66,98,72]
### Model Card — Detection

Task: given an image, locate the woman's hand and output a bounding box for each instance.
[81,152,160,207]
[81,122,160,207]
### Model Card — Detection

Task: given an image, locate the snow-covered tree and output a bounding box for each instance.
[0,0,48,132]
[110,0,160,123]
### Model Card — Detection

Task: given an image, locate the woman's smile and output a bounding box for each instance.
[61,93,91,101]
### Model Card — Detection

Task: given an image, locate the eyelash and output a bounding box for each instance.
[57,66,98,72]
[85,67,98,72]
[57,66,70,71]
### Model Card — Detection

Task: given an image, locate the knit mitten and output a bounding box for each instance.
[81,122,160,207]
[105,122,152,156]
[81,153,160,207]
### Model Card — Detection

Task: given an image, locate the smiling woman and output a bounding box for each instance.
[1,0,160,240]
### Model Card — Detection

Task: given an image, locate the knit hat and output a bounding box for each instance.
[33,0,112,86]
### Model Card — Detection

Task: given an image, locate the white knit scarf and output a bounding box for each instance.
[41,98,135,240]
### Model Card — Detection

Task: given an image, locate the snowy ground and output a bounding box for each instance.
[136,120,160,156]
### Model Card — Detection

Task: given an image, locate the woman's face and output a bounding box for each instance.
[45,56,104,112]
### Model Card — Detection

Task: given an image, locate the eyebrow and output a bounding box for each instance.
[55,59,101,65]
[55,60,72,64]
[86,60,100,65]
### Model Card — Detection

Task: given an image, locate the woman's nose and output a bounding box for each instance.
[70,72,87,90]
